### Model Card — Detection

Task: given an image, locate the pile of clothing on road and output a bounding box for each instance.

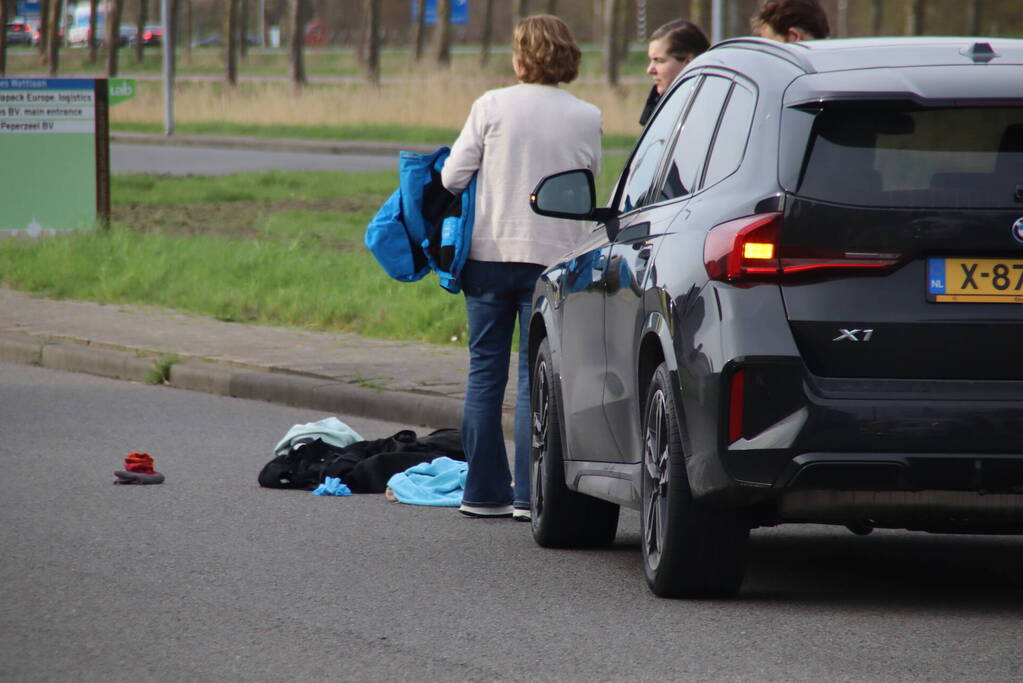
[257,417,468,506]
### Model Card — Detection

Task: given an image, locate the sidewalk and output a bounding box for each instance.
[0,289,515,432]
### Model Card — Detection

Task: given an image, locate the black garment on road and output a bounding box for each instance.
[257,428,464,493]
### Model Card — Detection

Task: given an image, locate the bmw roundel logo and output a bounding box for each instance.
[1014,217,1023,245]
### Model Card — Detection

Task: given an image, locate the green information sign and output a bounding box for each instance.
[0,77,110,233]
[108,78,136,106]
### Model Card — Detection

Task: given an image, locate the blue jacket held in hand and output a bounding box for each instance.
[364,146,476,294]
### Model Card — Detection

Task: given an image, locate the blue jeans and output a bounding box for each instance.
[460,259,544,508]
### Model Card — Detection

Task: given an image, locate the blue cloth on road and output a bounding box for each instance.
[272,416,362,458]
[386,456,468,507]
[312,477,352,496]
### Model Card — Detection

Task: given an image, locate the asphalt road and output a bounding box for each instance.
[111,142,397,175]
[3,362,1023,681]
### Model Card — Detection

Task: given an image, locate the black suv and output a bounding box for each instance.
[526,37,1023,598]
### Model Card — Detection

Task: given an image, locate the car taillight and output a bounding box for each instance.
[144,31,152,40]
[704,212,904,283]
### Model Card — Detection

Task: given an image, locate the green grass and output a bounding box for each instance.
[0,153,628,345]
[113,168,396,205]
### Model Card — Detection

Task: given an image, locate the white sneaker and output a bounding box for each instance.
[512,508,531,522]
[459,503,513,518]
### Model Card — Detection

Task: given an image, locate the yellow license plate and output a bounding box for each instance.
[927,257,1023,302]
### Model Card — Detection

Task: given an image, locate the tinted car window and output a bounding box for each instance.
[702,82,756,189]
[797,106,1023,208]
[659,76,732,202]
[618,77,699,213]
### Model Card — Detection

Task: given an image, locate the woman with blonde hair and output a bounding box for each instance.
[441,15,602,520]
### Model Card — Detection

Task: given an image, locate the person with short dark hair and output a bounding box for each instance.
[752,0,830,42]
[440,15,602,521]
[640,19,709,125]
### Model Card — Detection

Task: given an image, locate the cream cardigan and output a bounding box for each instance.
[441,83,602,266]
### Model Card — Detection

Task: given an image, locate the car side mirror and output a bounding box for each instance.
[530,169,618,225]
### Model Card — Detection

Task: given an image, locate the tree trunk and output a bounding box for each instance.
[411,0,426,63]
[106,0,124,76]
[46,0,60,75]
[514,0,529,24]
[185,0,192,62]
[478,0,493,67]
[134,0,147,63]
[0,0,8,76]
[905,0,925,36]
[363,0,379,84]
[87,0,99,63]
[434,0,450,68]
[225,0,238,86]
[967,0,983,35]
[603,0,618,86]
[689,0,703,27]
[289,0,305,87]
[240,0,248,58]
[616,0,629,65]
[871,0,883,35]
[38,0,49,62]
[835,0,848,37]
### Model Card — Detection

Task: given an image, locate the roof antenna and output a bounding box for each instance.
[961,42,999,63]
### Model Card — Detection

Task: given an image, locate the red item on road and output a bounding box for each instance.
[124,451,156,474]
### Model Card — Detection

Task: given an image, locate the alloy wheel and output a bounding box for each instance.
[530,358,550,520]
[642,387,670,572]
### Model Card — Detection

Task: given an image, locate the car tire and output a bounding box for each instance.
[641,363,749,598]
[530,338,619,548]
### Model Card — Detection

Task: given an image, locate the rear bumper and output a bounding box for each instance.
[778,452,1023,494]
[702,365,1023,531]
[778,489,1023,533]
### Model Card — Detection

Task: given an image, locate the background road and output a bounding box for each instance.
[111,142,397,175]
[3,363,1022,681]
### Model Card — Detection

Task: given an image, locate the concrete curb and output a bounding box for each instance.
[110,132,439,157]
[0,332,472,431]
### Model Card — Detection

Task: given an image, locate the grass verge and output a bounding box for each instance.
[0,159,627,346]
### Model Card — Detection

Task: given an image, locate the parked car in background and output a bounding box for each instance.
[130,23,161,47]
[5,17,34,45]
[527,36,1023,599]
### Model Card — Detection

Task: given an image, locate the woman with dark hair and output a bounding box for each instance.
[640,19,710,125]
[440,15,602,520]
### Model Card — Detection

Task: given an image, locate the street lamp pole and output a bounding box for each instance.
[162,0,173,135]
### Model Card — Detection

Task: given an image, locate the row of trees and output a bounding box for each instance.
[1,0,1020,84]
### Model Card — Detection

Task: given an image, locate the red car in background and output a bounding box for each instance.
[5,18,34,45]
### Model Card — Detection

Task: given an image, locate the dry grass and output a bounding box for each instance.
[111,73,649,136]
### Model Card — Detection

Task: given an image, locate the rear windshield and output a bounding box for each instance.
[795,105,1023,208]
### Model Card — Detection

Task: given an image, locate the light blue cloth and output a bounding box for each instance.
[312,477,352,497]
[272,417,363,458]
[386,457,468,507]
